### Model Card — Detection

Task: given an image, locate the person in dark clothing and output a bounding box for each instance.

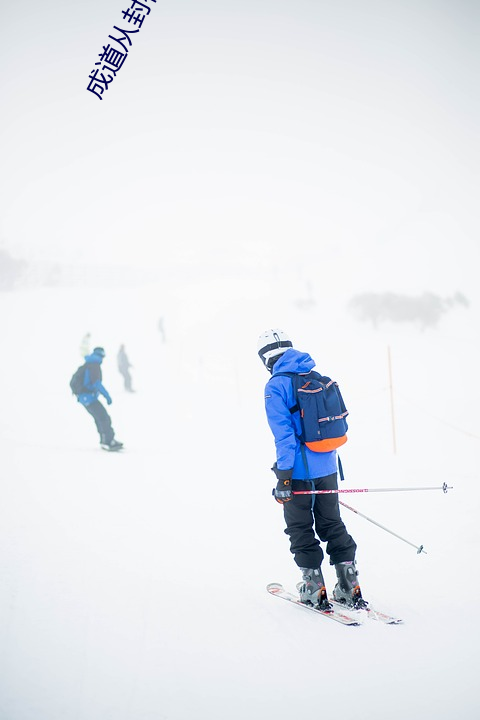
[76,347,123,451]
[258,328,366,610]
[117,344,134,392]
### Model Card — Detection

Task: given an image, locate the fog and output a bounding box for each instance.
[1,0,478,296]
[1,2,479,719]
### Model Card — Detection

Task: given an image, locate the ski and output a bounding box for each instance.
[328,598,403,625]
[267,583,361,626]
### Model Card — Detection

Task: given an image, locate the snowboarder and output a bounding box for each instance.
[117,344,134,392]
[258,328,366,610]
[75,346,123,451]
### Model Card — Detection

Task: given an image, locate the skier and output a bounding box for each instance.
[76,346,123,451]
[258,329,366,610]
[117,344,134,392]
[80,332,91,358]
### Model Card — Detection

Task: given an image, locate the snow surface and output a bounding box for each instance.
[1,275,478,720]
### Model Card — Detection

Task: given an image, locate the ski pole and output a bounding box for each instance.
[338,499,427,554]
[292,482,452,496]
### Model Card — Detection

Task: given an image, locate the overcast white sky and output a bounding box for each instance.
[1,1,479,294]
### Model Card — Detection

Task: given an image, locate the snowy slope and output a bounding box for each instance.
[0,276,479,720]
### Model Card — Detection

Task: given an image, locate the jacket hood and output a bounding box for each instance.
[85,352,103,364]
[271,348,315,375]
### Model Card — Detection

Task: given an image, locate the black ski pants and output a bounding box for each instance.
[83,400,114,444]
[283,472,356,569]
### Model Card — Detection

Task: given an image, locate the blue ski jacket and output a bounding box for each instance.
[77,351,112,407]
[264,348,337,480]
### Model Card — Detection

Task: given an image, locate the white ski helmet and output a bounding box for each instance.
[257,329,293,369]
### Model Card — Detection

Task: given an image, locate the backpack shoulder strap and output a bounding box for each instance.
[273,371,303,414]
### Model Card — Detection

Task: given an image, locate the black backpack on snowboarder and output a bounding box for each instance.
[70,364,88,395]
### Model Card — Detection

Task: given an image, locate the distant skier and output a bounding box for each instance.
[257,328,366,610]
[158,316,166,343]
[80,332,91,358]
[71,346,123,451]
[117,344,134,392]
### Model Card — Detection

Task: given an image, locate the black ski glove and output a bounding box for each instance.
[271,464,293,504]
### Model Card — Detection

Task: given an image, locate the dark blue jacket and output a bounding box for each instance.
[77,351,112,407]
[264,348,337,480]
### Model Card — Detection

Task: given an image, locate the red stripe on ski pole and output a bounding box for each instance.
[292,483,453,496]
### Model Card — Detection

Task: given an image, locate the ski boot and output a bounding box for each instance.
[333,561,368,609]
[297,568,332,611]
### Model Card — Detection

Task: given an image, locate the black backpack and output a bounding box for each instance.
[70,364,87,395]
